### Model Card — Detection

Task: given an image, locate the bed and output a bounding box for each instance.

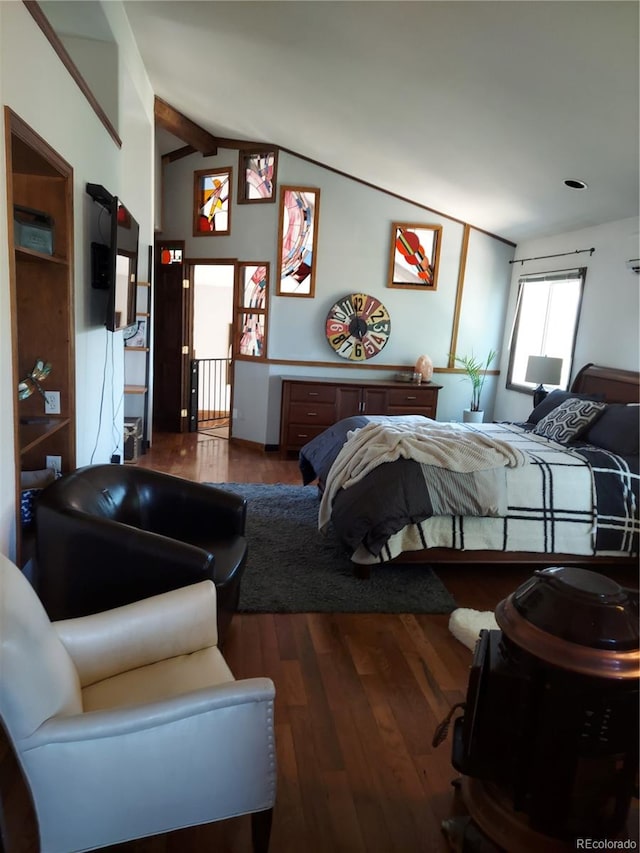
[298,364,639,576]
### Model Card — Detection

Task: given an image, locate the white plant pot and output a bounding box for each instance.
[463,409,484,423]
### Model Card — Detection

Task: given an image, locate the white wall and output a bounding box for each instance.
[495,216,640,423]
[0,1,154,557]
[160,149,516,443]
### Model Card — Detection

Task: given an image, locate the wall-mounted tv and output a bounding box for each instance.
[87,182,139,332]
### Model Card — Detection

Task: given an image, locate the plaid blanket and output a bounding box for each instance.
[571,445,639,556]
[300,420,639,565]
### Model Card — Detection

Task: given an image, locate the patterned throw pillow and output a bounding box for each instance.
[533,398,607,444]
[526,390,605,424]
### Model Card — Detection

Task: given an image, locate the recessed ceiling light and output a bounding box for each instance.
[564,179,588,190]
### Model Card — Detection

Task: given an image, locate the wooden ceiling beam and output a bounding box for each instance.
[154,97,219,156]
[161,145,197,164]
[155,97,276,158]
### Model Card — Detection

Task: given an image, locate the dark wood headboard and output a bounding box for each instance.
[571,363,640,404]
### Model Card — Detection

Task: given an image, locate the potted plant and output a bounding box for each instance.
[452,349,497,422]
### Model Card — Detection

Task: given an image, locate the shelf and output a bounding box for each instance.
[125,346,149,352]
[19,416,70,454]
[10,111,76,568]
[124,385,147,395]
[15,246,68,265]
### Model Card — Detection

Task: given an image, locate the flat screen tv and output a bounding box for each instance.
[87,183,139,332]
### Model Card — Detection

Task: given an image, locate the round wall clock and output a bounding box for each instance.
[326,293,391,361]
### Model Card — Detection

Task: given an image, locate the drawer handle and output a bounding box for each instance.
[307,412,317,416]
[298,433,309,438]
[406,395,417,400]
[307,392,319,396]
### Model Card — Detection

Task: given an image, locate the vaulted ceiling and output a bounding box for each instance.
[124,2,637,244]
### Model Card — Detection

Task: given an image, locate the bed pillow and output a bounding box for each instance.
[582,404,640,456]
[527,389,605,425]
[533,398,607,444]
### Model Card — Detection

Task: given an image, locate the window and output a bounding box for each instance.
[507,267,585,393]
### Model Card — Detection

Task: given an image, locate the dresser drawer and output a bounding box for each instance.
[289,383,337,404]
[288,401,336,425]
[386,387,437,407]
[286,423,330,448]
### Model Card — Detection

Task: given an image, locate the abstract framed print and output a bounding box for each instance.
[193,167,232,236]
[237,149,278,204]
[387,222,442,290]
[276,186,320,297]
[235,262,269,359]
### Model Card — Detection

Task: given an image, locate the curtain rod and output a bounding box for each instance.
[509,247,595,265]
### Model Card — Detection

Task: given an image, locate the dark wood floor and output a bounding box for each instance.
[2,431,638,853]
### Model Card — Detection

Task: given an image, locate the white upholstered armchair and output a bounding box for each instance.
[0,553,276,853]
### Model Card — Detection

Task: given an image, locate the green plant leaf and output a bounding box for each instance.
[451,350,497,411]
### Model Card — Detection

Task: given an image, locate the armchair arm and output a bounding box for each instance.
[21,677,275,747]
[35,506,215,620]
[54,580,218,687]
[135,470,247,539]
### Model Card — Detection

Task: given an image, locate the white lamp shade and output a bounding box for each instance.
[525,355,563,386]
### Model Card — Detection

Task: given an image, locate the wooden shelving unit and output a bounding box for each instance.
[6,108,76,564]
[124,278,151,452]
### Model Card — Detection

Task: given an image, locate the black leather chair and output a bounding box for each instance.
[34,464,247,644]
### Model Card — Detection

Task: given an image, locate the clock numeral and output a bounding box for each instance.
[370,322,390,335]
[326,320,348,335]
[368,333,388,349]
[338,296,354,317]
[370,308,390,323]
[329,332,348,347]
[363,337,377,357]
[352,342,365,360]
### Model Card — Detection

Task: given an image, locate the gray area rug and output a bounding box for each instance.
[207,483,457,614]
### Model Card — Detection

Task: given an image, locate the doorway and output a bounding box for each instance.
[191,261,235,439]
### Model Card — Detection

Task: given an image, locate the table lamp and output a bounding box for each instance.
[525,355,563,407]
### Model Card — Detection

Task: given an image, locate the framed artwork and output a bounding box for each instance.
[237,149,278,204]
[387,222,442,290]
[193,167,232,236]
[235,262,269,359]
[276,186,320,297]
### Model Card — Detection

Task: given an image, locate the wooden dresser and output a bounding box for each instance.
[280,376,442,454]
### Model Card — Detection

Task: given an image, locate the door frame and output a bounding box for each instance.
[185,257,238,436]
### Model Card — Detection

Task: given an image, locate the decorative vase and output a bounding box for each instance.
[414,354,434,383]
[463,409,484,423]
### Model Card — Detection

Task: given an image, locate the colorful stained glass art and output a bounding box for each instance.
[238,150,278,203]
[277,186,320,297]
[237,263,269,359]
[387,222,442,290]
[193,168,232,236]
